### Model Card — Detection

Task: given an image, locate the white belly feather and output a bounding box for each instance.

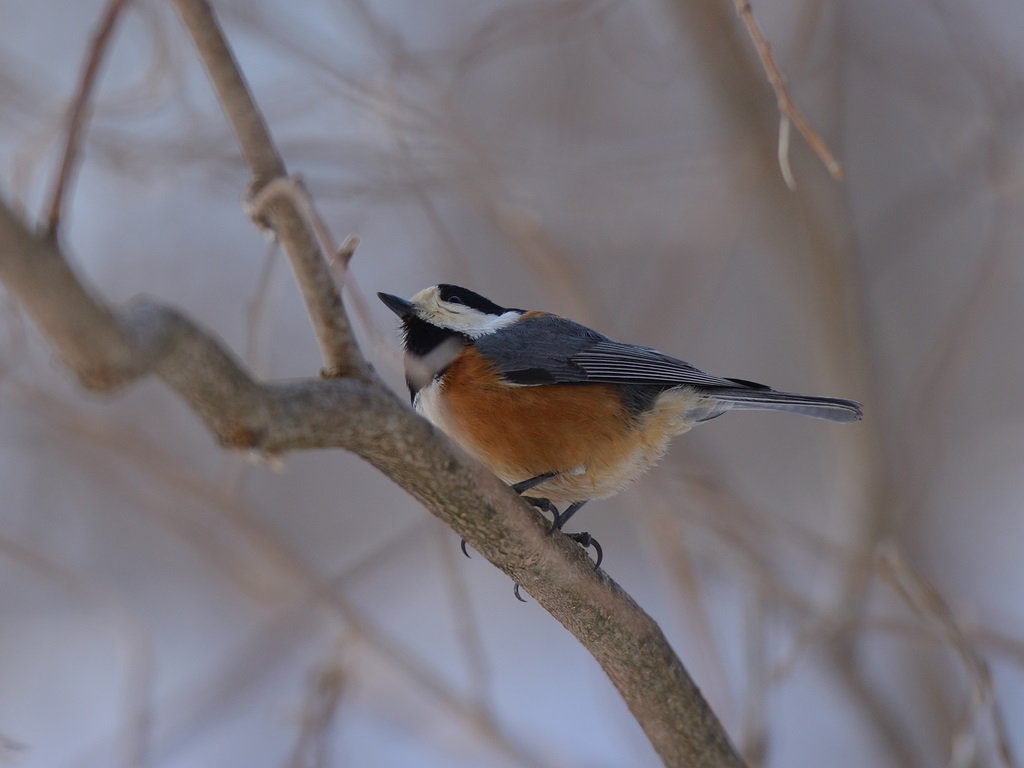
[413,380,449,431]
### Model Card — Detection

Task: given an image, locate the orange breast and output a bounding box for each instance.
[436,348,698,502]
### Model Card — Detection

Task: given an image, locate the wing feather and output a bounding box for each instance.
[572,340,740,387]
[472,315,862,422]
[474,316,743,389]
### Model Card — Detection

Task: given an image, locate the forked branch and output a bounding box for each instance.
[174,0,367,378]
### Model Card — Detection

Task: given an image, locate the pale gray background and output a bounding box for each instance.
[1,0,1022,766]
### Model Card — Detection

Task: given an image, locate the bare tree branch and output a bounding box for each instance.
[173,0,367,378]
[0,0,747,762]
[732,0,844,181]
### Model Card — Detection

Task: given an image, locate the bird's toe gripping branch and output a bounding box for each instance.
[459,472,601,601]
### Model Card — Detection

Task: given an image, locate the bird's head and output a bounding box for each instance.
[378,284,523,356]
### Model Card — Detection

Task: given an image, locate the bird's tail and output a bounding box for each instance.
[705,387,863,423]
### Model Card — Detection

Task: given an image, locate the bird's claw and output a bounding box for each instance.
[463,481,601,602]
[567,531,603,570]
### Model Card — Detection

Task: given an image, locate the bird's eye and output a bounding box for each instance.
[447,295,464,306]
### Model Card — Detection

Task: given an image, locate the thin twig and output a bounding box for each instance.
[243,239,280,375]
[641,491,736,727]
[245,176,352,281]
[45,0,132,238]
[0,731,27,760]
[0,290,28,378]
[333,233,360,271]
[777,114,795,190]
[740,585,769,767]
[0,534,153,768]
[877,545,1018,768]
[244,180,381,375]
[287,654,347,768]
[732,0,844,181]
[432,519,494,711]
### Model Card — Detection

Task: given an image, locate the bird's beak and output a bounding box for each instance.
[377,292,414,318]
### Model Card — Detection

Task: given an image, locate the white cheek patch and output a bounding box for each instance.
[424,305,520,338]
[413,287,521,338]
[461,310,521,338]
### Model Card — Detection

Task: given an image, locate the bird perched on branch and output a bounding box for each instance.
[379,284,861,597]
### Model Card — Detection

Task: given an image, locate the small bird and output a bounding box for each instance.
[379,284,861,590]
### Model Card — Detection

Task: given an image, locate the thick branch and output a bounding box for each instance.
[172,0,366,378]
[0,200,742,767]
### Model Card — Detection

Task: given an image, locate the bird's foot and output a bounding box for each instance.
[565,531,603,570]
[511,499,602,602]
[463,474,561,559]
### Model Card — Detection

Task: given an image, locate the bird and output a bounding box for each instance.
[379,284,861,596]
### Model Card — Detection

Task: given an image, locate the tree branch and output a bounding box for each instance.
[173,0,367,378]
[0,1,747,762]
[732,0,844,181]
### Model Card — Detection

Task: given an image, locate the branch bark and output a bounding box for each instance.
[0,2,746,764]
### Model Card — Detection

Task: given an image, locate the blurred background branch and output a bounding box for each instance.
[45,0,131,238]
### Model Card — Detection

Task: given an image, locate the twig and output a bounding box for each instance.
[172,0,368,379]
[740,586,768,767]
[0,290,28,378]
[287,655,347,768]
[245,176,356,283]
[0,533,153,768]
[0,731,27,760]
[325,241,407,379]
[45,0,132,238]
[641,491,735,726]
[243,240,280,375]
[877,545,1018,768]
[244,179,382,376]
[333,233,360,271]
[666,462,921,765]
[732,0,844,181]
[777,114,795,191]
[432,519,494,711]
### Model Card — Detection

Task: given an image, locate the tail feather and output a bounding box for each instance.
[706,387,863,423]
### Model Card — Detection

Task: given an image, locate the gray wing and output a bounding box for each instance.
[475,315,863,422]
[571,339,751,388]
[474,315,742,389]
